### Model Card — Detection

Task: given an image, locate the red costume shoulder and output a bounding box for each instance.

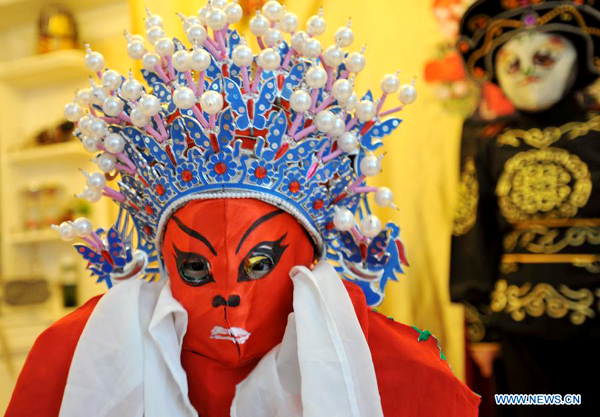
[343,281,481,417]
[5,295,102,417]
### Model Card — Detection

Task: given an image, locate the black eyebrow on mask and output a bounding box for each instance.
[172,215,217,256]
[235,209,285,254]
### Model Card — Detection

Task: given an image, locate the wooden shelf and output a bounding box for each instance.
[7,141,88,164]
[9,228,65,244]
[0,49,89,89]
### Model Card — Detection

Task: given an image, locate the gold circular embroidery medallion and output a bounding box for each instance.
[496,148,592,223]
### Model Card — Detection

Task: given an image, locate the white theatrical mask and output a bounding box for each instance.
[495,32,577,112]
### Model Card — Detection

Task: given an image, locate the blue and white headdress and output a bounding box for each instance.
[55,0,416,306]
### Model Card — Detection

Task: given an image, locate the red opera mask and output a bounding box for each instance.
[162,198,315,367]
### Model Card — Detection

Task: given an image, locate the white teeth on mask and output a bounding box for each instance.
[210,326,251,344]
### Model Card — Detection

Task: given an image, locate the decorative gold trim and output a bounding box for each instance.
[503,226,600,253]
[491,279,597,325]
[497,113,600,148]
[452,157,479,236]
[496,148,592,223]
[513,218,600,229]
[464,303,486,343]
[502,253,600,263]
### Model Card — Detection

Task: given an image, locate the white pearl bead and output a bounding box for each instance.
[262,1,284,21]
[333,207,355,232]
[154,37,175,57]
[212,0,228,9]
[224,2,243,23]
[89,118,108,139]
[77,88,92,107]
[187,24,208,45]
[374,187,394,208]
[173,86,197,109]
[360,215,382,238]
[331,79,353,102]
[342,93,358,112]
[90,85,109,106]
[305,65,327,89]
[101,69,122,90]
[142,52,161,71]
[315,110,335,133]
[87,172,107,190]
[172,50,191,72]
[102,96,124,117]
[139,94,161,117]
[345,51,366,73]
[58,222,76,241]
[280,12,299,33]
[85,50,105,72]
[335,26,354,48]
[264,28,283,48]
[73,217,94,237]
[399,84,417,104]
[104,132,125,154]
[64,101,83,122]
[207,8,227,30]
[289,90,311,112]
[338,131,359,152]
[82,136,100,153]
[200,91,223,115]
[80,187,102,203]
[146,26,165,45]
[97,153,117,173]
[179,14,201,32]
[197,6,209,26]
[356,100,376,122]
[145,13,163,29]
[306,14,326,37]
[290,30,307,52]
[130,107,149,127]
[330,117,346,137]
[302,38,322,59]
[360,154,382,176]
[78,114,93,135]
[190,49,211,72]
[127,41,146,60]
[250,12,269,37]
[232,44,254,67]
[121,78,143,100]
[381,73,400,94]
[257,48,281,71]
[323,45,344,67]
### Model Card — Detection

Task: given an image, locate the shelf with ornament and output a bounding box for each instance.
[0,49,88,89]
[0,0,124,33]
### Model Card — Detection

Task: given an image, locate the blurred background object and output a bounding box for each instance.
[0,0,129,410]
[37,4,78,53]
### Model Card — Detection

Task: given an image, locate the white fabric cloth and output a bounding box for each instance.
[59,261,383,417]
[231,261,384,417]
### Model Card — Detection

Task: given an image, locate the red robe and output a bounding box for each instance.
[5,282,480,416]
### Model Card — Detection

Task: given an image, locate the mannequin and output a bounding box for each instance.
[452,1,600,416]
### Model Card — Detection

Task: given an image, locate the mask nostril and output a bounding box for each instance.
[227,295,241,307]
[212,295,226,308]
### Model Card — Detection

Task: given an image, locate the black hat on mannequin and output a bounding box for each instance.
[457,0,600,89]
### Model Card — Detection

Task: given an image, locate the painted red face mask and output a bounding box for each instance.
[162,198,315,367]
